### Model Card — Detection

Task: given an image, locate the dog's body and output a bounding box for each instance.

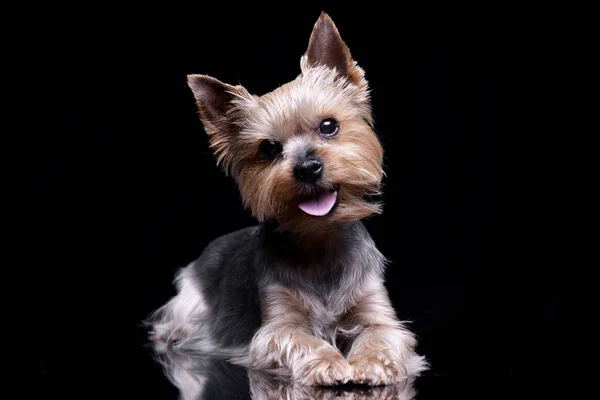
[149,13,427,386]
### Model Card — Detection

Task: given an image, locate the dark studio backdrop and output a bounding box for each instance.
[25,3,563,397]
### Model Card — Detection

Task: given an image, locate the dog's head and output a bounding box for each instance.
[188,13,384,233]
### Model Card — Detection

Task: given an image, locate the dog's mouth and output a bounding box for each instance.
[297,184,339,217]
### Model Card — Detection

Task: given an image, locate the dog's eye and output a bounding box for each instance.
[319,118,339,136]
[260,140,283,160]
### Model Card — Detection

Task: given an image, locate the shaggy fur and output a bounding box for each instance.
[148,12,427,388]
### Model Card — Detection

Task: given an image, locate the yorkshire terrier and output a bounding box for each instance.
[148,12,427,387]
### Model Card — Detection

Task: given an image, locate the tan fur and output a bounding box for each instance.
[247,276,426,386]
[230,64,382,234]
[188,14,383,236]
[345,280,428,385]
[248,285,353,385]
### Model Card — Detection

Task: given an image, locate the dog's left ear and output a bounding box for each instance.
[305,12,364,85]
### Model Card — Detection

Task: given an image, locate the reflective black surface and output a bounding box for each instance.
[141,355,538,400]
[159,356,417,399]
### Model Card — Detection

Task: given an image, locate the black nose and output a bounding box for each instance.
[294,156,323,183]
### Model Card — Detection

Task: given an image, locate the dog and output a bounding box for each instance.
[148,12,427,387]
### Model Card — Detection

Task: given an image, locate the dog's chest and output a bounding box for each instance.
[293,278,361,341]
[305,291,347,326]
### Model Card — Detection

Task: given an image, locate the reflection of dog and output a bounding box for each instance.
[153,353,417,400]
[249,370,417,400]
[148,12,427,386]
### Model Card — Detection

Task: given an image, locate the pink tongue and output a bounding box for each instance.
[298,191,338,216]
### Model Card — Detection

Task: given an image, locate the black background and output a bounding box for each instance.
[24,3,565,397]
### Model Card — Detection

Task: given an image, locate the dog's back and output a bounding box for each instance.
[148,226,261,358]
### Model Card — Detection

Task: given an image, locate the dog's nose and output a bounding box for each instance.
[294,156,323,183]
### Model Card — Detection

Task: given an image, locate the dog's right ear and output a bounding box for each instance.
[187,74,248,136]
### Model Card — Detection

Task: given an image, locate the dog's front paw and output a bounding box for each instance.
[349,349,408,385]
[292,350,353,386]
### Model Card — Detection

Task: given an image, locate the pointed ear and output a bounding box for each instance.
[187,74,247,135]
[305,12,364,84]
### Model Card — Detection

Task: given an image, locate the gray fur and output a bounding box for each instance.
[148,220,384,355]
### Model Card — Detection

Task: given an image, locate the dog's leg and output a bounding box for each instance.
[249,285,352,386]
[148,265,211,355]
[346,279,428,385]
